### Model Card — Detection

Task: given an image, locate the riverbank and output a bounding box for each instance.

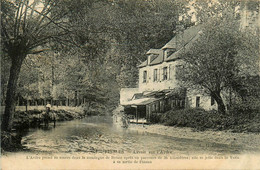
[12,106,85,129]
[1,106,85,152]
[129,123,260,152]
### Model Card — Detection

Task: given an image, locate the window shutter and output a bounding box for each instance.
[169,64,171,80]
[157,69,159,82]
[159,66,163,81]
[171,64,175,80]
[147,70,149,83]
[162,67,165,80]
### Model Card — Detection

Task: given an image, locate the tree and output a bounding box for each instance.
[0,0,190,131]
[177,13,258,114]
[1,0,71,131]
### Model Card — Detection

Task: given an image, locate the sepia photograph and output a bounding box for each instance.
[1,0,260,169]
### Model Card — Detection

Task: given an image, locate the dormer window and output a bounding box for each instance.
[148,54,158,64]
[167,51,174,57]
[164,49,175,59]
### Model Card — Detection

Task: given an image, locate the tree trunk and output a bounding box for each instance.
[2,56,25,131]
[212,91,226,114]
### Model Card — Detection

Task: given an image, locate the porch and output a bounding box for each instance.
[121,88,186,123]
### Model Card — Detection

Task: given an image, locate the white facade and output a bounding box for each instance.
[186,89,217,111]
[120,25,218,111]
[138,60,217,110]
[139,60,183,92]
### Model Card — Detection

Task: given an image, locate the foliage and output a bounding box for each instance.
[176,11,259,114]
[2,0,259,132]
[0,54,11,105]
[1,0,73,131]
[229,98,260,119]
[156,108,260,132]
[150,112,164,124]
[1,0,184,112]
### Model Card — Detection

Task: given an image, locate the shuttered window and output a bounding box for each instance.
[196,96,200,107]
[143,70,147,83]
[153,69,158,81]
[163,67,168,80]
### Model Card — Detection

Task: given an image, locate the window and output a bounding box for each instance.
[167,51,174,57]
[176,65,184,75]
[211,96,215,106]
[164,50,175,58]
[143,70,147,83]
[196,96,200,108]
[153,69,158,81]
[163,67,168,80]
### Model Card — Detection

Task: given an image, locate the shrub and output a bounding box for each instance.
[154,107,260,132]
[229,99,260,119]
[150,112,164,123]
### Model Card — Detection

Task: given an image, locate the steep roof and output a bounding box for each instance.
[162,24,202,50]
[165,32,201,62]
[138,60,148,68]
[139,24,202,68]
[149,52,163,66]
[138,49,163,68]
[146,49,162,55]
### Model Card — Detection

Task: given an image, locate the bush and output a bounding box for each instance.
[229,99,260,119]
[1,131,23,151]
[153,108,260,132]
[150,112,164,123]
[160,108,217,130]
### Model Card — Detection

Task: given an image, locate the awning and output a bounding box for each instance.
[121,97,160,106]
[121,88,186,107]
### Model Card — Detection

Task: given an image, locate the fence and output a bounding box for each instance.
[0,105,84,114]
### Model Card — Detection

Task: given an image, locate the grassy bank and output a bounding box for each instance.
[1,106,86,152]
[150,108,260,133]
[12,107,85,130]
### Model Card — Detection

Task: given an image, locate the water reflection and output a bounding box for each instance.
[21,116,254,154]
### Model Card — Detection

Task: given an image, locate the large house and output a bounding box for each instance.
[120,24,217,123]
[120,2,259,123]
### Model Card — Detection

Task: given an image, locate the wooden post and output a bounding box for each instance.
[17,96,20,106]
[26,100,29,111]
[136,107,138,123]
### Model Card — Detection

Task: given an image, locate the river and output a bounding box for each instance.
[20,116,257,155]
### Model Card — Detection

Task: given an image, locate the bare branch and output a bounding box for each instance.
[22,0,29,34]
[27,31,69,50]
[14,1,22,37]
[28,48,51,54]
[32,12,69,39]
[16,0,26,37]
[27,0,53,35]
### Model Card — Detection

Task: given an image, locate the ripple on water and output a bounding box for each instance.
[21,116,252,154]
